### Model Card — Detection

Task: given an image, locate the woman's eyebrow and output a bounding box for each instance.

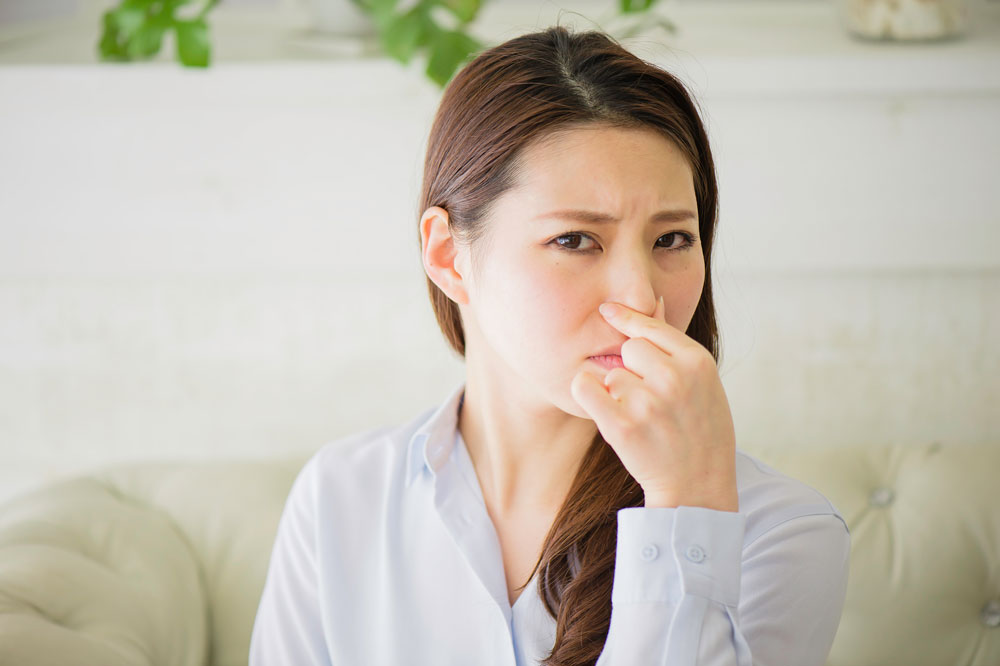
[534,209,697,224]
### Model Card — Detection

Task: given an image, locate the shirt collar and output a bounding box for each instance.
[405,382,466,488]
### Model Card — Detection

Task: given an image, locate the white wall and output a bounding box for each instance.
[1,0,998,504]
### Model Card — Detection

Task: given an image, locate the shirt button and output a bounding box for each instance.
[685,545,707,563]
[640,544,659,561]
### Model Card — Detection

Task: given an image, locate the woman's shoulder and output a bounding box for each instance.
[314,408,435,477]
[734,448,850,544]
[306,383,465,479]
[278,409,442,513]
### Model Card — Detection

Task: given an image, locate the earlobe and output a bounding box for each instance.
[420,206,471,306]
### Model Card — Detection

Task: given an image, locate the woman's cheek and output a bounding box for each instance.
[512,268,581,343]
[662,261,705,331]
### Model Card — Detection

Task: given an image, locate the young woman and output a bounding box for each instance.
[250,25,850,666]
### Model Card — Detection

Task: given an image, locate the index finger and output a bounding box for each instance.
[597,298,700,356]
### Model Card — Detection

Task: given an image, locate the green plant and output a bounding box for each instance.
[99,0,217,67]
[97,0,674,86]
[615,0,677,39]
[361,0,485,87]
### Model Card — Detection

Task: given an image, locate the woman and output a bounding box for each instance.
[250,25,850,666]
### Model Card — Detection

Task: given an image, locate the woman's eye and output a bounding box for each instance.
[551,231,696,252]
[656,232,695,250]
[553,233,597,251]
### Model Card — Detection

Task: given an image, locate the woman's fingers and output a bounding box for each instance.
[602,365,645,402]
[598,299,702,358]
[573,295,737,512]
[619,337,680,395]
[570,370,620,424]
[571,368,648,445]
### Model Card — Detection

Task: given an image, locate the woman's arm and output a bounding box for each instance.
[597,506,850,666]
[249,457,333,666]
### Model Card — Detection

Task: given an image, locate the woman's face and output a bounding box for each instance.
[457,123,705,419]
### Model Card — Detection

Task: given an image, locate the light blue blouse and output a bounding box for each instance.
[250,382,850,665]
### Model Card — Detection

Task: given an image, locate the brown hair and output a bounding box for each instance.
[418,24,720,666]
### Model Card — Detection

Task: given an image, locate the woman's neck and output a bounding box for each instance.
[457,368,597,520]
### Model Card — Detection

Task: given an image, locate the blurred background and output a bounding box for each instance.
[1,0,998,504]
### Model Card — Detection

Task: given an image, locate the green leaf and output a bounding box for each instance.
[98,4,151,60]
[120,0,154,11]
[98,0,220,65]
[438,0,481,24]
[366,0,399,20]
[98,11,128,59]
[614,10,677,40]
[110,5,146,41]
[379,5,429,64]
[127,21,167,58]
[425,27,481,88]
[175,18,210,67]
[620,0,658,13]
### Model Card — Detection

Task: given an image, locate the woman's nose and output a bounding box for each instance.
[605,248,657,317]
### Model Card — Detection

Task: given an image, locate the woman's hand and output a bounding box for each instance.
[570,296,739,513]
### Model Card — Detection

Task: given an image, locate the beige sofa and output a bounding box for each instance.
[0,443,997,665]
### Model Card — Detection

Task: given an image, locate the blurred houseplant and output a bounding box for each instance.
[99,0,218,67]
[98,0,674,87]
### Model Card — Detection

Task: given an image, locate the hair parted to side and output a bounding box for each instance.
[418,24,721,666]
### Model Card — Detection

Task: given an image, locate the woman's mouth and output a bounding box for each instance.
[588,354,624,370]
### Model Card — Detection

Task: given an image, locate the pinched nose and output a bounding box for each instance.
[602,254,658,318]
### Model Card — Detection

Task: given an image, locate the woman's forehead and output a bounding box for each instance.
[506,127,696,213]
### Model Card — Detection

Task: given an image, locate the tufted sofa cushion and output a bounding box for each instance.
[0,458,306,666]
[744,442,1000,666]
[0,476,207,666]
[0,444,997,665]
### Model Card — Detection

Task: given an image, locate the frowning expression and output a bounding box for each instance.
[458,123,705,417]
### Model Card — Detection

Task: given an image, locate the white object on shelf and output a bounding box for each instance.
[840,0,968,40]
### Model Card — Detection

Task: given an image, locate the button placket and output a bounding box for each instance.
[640,544,659,561]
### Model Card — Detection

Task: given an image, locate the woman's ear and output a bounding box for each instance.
[420,206,471,306]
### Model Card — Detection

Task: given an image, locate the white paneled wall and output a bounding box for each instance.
[716,270,998,448]
[1,1,998,504]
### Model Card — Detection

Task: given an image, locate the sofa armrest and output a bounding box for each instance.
[0,476,208,666]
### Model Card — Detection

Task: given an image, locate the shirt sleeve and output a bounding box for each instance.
[596,506,850,666]
[249,456,333,666]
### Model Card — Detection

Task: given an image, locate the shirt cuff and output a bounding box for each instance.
[612,505,747,607]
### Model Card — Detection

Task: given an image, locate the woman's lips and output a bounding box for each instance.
[588,354,624,370]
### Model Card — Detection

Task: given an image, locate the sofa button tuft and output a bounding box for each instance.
[869,487,895,507]
[981,600,1000,628]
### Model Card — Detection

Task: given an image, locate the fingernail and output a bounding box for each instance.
[599,303,619,319]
